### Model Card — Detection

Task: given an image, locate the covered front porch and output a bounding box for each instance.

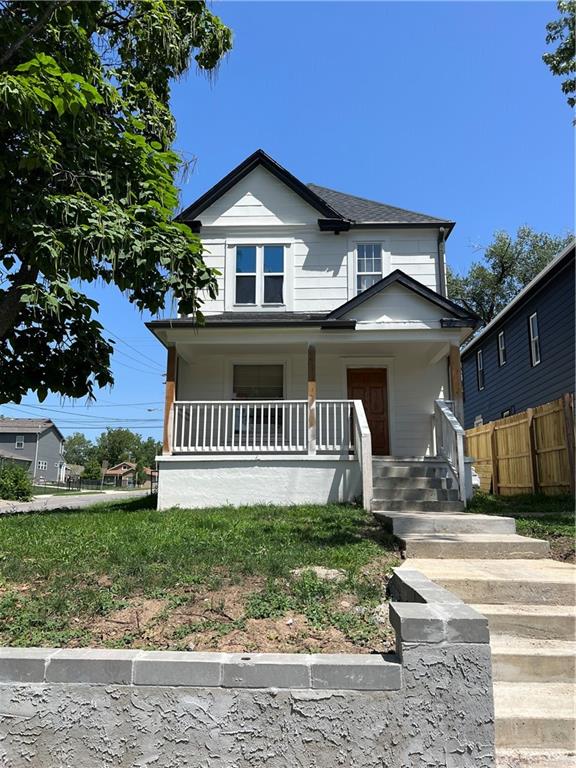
[150,326,467,510]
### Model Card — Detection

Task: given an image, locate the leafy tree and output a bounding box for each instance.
[447,226,573,325]
[95,427,142,467]
[82,456,103,481]
[140,436,162,467]
[0,1,232,405]
[543,1,576,114]
[0,462,32,500]
[63,431,96,466]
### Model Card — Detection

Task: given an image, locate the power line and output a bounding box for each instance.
[18,401,163,408]
[102,326,164,371]
[1,403,161,421]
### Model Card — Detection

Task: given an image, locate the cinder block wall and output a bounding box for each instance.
[0,570,494,767]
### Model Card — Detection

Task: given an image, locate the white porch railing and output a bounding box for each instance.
[317,400,354,453]
[433,399,467,505]
[171,401,308,453]
[170,399,373,510]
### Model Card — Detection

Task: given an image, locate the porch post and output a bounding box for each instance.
[449,344,464,425]
[307,344,317,455]
[162,347,177,455]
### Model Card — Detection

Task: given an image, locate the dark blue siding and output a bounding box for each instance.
[462,256,575,428]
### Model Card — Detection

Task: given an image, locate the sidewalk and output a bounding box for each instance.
[0,489,150,516]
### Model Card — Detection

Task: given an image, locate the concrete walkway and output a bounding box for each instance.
[375,504,576,765]
[0,490,149,516]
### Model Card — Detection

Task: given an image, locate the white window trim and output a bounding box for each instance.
[356,242,383,295]
[529,312,541,366]
[347,239,391,299]
[37,460,47,470]
[225,240,294,312]
[15,435,24,450]
[497,330,506,366]
[476,350,485,391]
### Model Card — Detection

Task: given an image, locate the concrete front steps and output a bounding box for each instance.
[372,458,465,512]
[494,682,575,751]
[406,559,576,757]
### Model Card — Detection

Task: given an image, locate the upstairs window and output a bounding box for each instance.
[37,460,47,471]
[15,435,24,450]
[357,243,382,294]
[497,330,507,366]
[529,312,541,366]
[476,350,485,391]
[235,245,284,306]
[236,246,257,304]
[233,364,284,400]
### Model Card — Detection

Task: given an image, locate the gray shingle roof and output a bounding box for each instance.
[307,183,453,226]
[0,418,54,434]
[0,447,32,463]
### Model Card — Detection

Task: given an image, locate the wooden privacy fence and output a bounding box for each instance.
[465,394,575,496]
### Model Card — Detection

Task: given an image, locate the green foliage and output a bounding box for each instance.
[63,431,96,466]
[82,456,103,481]
[0,1,232,404]
[0,462,33,500]
[543,1,576,113]
[0,498,399,648]
[447,226,573,325]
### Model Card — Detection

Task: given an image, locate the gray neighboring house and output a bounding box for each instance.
[0,419,66,483]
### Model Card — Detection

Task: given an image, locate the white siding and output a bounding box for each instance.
[191,168,446,315]
[199,166,319,227]
[342,284,445,324]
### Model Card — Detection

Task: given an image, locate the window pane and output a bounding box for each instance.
[264,276,283,304]
[236,276,256,304]
[357,244,382,274]
[233,365,284,399]
[236,246,256,274]
[357,274,379,294]
[264,246,283,273]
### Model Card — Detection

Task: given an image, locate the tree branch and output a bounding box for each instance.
[0,1,61,68]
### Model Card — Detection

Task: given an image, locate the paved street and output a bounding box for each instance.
[0,490,150,516]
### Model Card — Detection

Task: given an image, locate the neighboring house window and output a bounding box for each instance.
[529,312,541,366]
[356,243,382,294]
[15,435,24,449]
[476,350,485,390]
[474,415,483,427]
[501,408,514,418]
[497,331,506,366]
[232,364,284,399]
[235,245,284,306]
[37,460,47,470]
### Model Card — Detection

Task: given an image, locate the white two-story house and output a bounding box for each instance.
[147,150,478,511]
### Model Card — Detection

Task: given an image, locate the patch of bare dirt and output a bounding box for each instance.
[86,597,168,646]
[188,614,393,655]
[549,536,575,563]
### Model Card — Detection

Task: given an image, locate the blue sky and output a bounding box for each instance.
[6,1,574,442]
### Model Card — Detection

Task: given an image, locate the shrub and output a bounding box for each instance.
[0,463,33,501]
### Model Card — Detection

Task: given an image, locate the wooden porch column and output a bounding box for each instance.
[307,344,317,455]
[449,344,464,425]
[162,347,177,455]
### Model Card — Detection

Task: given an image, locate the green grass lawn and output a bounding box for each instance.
[468,492,575,562]
[0,496,399,653]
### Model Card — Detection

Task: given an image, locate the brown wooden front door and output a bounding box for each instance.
[347,368,390,455]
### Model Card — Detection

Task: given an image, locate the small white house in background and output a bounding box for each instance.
[147,150,478,511]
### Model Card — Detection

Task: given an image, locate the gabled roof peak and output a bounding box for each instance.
[177,149,455,234]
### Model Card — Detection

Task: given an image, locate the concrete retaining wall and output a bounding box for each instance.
[156,455,362,509]
[0,569,495,767]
